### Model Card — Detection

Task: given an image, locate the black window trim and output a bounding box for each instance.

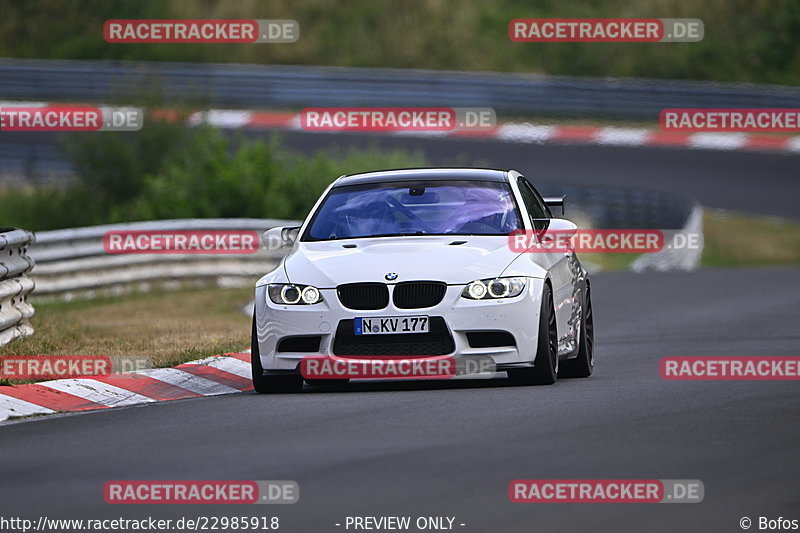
[300,179,524,242]
[518,177,552,219]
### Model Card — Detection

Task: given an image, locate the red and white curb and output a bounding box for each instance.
[188,109,800,154]
[0,351,253,422]
[3,101,799,154]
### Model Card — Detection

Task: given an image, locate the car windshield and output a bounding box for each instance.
[303,179,521,241]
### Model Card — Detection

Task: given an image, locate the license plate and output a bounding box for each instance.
[354,316,429,335]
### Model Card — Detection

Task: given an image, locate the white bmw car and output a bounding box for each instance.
[252,168,593,393]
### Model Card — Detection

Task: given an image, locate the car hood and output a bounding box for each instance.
[283,236,522,286]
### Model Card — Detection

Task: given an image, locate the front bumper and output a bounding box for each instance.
[254,278,545,373]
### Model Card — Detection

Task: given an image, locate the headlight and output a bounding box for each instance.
[461,277,526,300]
[268,284,324,305]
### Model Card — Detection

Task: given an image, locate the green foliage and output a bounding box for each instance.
[0,186,104,230]
[0,0,799,84]
[126,129,428,221]
[59,119,189,205]
[0,124,427,231]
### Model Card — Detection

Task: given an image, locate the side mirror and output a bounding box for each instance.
[531,218,578,247]
[543,196,565,216]
[262,226,301,250]
[543,218,577,235]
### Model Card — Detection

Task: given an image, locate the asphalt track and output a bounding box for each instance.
[3,129,800,218]
[1,266,798,532]
[1,129,798,531]
[275,131,800,220]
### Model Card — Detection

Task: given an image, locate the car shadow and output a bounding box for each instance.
[300,372,519,394]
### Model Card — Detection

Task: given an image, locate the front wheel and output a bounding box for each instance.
[251,317,303,394]
[508,283,558,386]
[559,285,594,379]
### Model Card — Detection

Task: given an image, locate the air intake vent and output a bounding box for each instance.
[393,281,447,309]
[337,283,389,310]
[466,331,516,348]
[277,336,322,353]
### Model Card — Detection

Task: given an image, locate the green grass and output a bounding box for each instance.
[567,209,800,272]
[0,127,429,231]
[0,287,253,385]
[702,209,800,267]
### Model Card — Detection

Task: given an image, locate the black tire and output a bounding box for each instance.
[559,285,594,378]
[251,317,303,394]
[508,283,558,386]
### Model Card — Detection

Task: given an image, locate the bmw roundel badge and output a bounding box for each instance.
[385,272,398,281]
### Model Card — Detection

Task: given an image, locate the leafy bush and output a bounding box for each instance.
[59,119,190,206]
[1,0,799,84]
[127,128,429,221]
[0,123,428,231]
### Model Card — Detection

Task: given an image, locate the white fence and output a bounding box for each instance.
[0,229,36,346]
[630,206,704,272]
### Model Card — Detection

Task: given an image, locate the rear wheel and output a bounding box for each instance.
[508,283,558,386]
[251,317,303,394]
[559,285,594,378]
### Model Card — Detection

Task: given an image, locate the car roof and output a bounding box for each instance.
[334,168,514,187]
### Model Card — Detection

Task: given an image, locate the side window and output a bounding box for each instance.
[528,182,553,219]
[516,178,548,228]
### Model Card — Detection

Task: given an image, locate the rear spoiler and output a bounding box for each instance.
[543,196,565,216]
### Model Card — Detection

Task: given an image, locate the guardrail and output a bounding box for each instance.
[27,187,699,299]
[537,183,695,231]
[0,229,36,346]
[2,58,800,119]
[28,219,297,297]
[25,186,699,300]
[19,179,701,300]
